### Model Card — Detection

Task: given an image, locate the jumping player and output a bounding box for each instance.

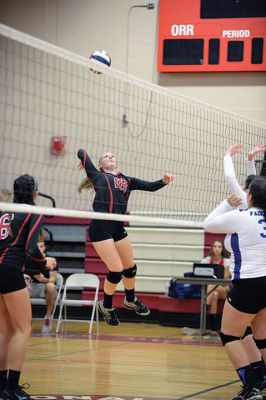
[0,175,56,400]
[77,149,175,326]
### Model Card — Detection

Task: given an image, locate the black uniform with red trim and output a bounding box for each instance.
[78,149,167,242]
[0,211,46,294]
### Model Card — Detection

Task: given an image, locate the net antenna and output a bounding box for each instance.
[0,23,266,228]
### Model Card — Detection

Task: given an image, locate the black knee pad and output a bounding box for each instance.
[253,337,266,350]
[220,331,241,346]
[123,265,137,278]
[242,326,253,339]
[107,270,123,284]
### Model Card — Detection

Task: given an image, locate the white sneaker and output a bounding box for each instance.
[41,316,52,333]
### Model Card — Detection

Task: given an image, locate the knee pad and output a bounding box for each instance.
[220,331,241,346]
[253,337,266,350]
[107,270,123,284]
[242,326,253,339]
[123,265,137,278]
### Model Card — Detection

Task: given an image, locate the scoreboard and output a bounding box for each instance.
[157,0,266,72]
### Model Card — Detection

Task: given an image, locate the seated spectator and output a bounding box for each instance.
[201,239,231,331]
[26,229,58,333]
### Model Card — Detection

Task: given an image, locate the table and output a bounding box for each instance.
[175,277,231,337]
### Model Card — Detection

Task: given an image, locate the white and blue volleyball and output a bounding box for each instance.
[89,50,111,67]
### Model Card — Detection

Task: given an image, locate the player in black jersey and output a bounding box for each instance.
[0,175,56,400]
[78,149,175,326]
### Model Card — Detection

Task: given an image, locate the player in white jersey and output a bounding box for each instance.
[224,144,266,387]
[203,177,266,400]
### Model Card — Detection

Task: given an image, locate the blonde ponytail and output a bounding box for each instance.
[78,177,94,193]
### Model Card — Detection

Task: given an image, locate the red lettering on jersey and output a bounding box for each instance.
[0,213,10,240]
[114,177,128,193]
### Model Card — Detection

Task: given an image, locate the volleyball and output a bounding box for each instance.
[89,50,111,67]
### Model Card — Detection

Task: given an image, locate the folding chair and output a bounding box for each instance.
[30,272,64,324]
[56,273,99,335]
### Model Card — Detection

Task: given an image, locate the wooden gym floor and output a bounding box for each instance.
[23,320,266,400]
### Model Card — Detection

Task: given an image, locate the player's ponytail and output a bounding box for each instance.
[78,177,94,192]
[244,174,256,190]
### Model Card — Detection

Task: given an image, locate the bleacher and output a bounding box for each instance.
[39,217,226,327]
[43,216,88,276]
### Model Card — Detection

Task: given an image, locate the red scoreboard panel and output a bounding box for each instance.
[157,0,266,72]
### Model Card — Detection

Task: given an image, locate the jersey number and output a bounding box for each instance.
[0,213,10,240]
[258,218,266,238]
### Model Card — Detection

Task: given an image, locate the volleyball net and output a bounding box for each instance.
[0,23,265,227]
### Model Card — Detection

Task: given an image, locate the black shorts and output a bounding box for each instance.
[228,276,266,314]
[89,219,128,243]
[0,265,26,294]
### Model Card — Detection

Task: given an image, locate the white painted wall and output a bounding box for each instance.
[0,0,265,122]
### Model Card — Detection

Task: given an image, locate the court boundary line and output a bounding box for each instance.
[31,332,221,346]
[175,379,239,399]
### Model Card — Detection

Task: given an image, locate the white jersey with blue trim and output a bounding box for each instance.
[203,200,266,280]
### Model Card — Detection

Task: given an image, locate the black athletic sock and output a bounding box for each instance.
[251,360,264,386]
[103,292,113,309]
[125,288,135,303]
[0,370,8,390]
[7,370,20,390]
[236,365,255,386]
[261,357,266,377]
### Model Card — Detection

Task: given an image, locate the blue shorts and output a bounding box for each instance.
[89,220,128,243]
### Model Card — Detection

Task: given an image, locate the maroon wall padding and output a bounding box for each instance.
[203,232,226,257]
[85,227,90,242]
[43,216,91,225]
[85,243,99,258]
[159,296,201,313]
[84,258,107,274]
[158,295,225,314]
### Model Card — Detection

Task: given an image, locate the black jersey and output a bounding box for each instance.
[0,211,46,271]
[78,149,166,214]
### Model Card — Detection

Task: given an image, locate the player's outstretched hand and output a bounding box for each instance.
[226,144,243,157]
[247,144,266,161]
[163,174,175,184]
